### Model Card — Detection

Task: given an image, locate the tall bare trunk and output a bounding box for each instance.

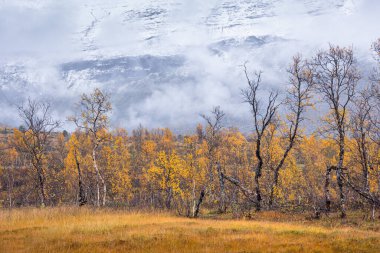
[254,168,262,211]
[360,132,370,193]
[325,166,332,213]
[102,183,107,206]
[74,150,86,206]
[92,147,106,207]
[254,137,263,211]
[359,132,374,219]
[95,175,100,207]
[337,134,346,219]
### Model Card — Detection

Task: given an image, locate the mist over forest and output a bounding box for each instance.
[1,1,380,253]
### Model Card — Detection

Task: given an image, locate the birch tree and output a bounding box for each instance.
[222,68,280,212]
[310,45,360,218]
[69,88,112,207]
[268,55,313,207]
[15,99,60,207]
[193,106,225,217]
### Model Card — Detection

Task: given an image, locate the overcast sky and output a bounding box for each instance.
[0,0,379,132]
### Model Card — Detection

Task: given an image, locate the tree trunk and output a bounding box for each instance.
[216,162,226,213]
[165,187,173,209]
[254,174,262,211]
[325,166,332,213]
[360,132,370,193]
[37,168,46,207]
[254,137,263,211]
[92,147,106,207]
[36,159,46,207]
[74,150,86,206]
[6,166,14,209]
[337,135,346,219]
[269,169,280,208]
[192,180,197,216]
[371,203,376,221]
[102,183,107,206]
[95,174,100,207]
[337,168,346,218]
[193,188,205,218]
[221,172,256,204]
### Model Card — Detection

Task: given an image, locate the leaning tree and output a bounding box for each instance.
[268,55,314,207]
[193,106,225,217]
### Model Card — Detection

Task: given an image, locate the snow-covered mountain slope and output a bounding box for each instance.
[0,0,379,131]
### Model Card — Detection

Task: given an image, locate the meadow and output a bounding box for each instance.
[1,207,380,253]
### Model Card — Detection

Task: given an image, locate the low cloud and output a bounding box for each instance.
[0,0,379,132]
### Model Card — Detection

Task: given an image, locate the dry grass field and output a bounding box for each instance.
[1,207,380,253]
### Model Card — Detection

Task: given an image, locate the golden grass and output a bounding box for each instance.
[1,207,380,253]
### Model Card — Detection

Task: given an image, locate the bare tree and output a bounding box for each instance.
[349,90,378,219]
[310,45,360,218]
[193,106,225,217]
[222,67,280,211]
[370,39,380,146]
[268,55,314,207]
[371,89,380,147]
[203,107,226,213]
[242,68,280,211]
[345,39,380,219]
[351,90,373,192]
[17,99,60,207]
[371,38,380,83]
[69,88,112,207]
